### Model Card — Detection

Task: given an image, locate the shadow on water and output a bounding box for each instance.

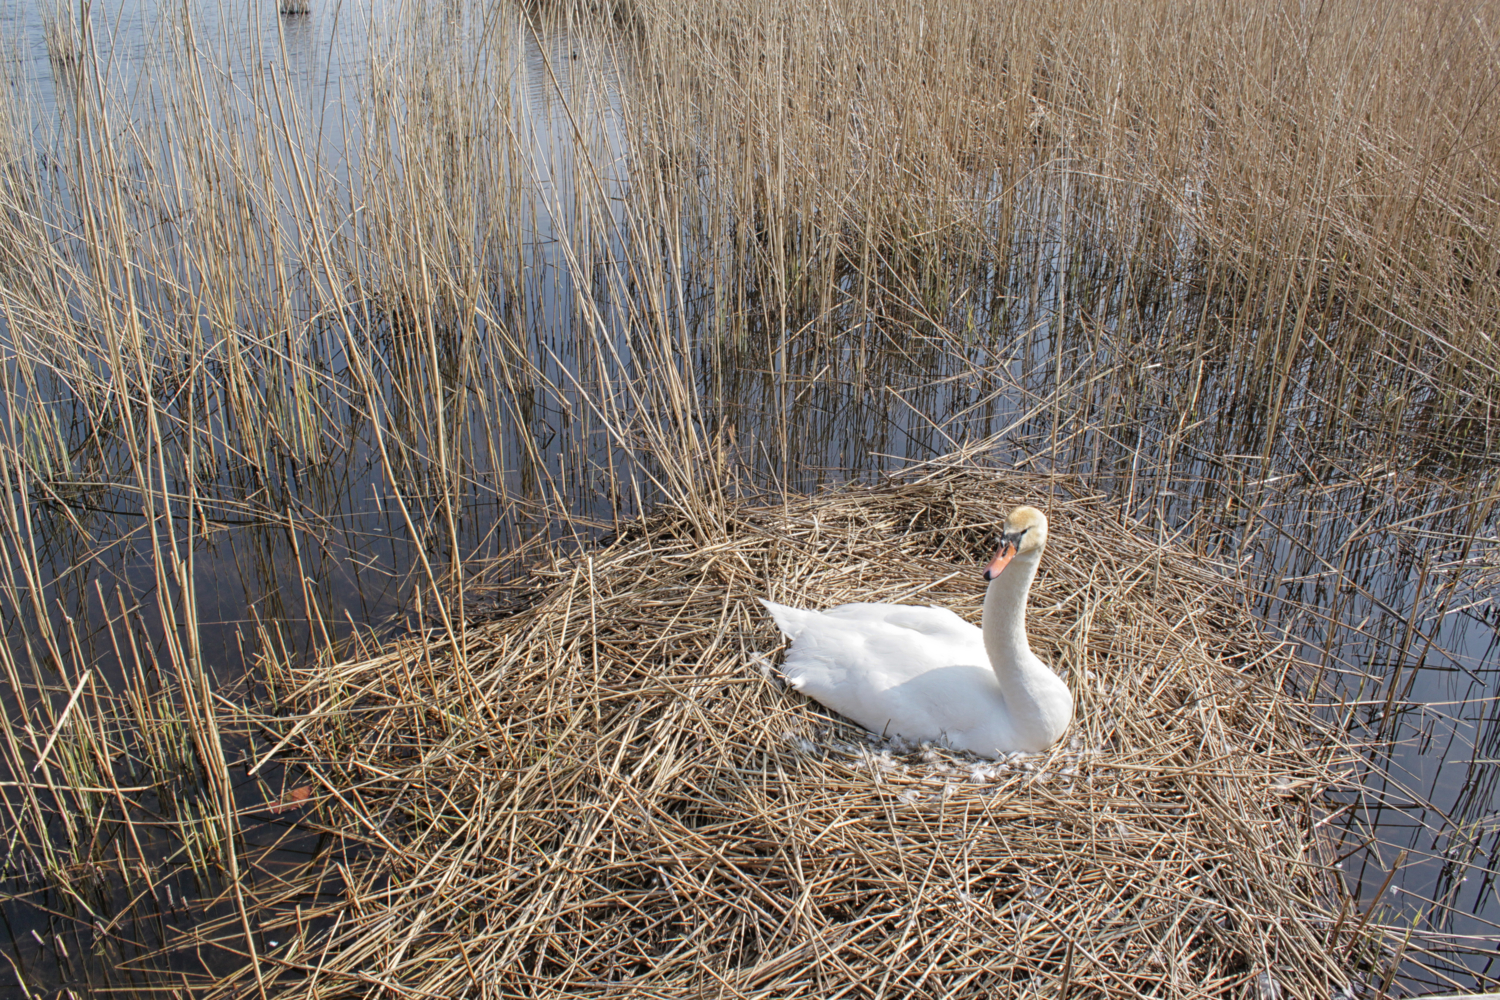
[0,0,1497,994]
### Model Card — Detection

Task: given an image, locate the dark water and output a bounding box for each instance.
[1,0,1497,995]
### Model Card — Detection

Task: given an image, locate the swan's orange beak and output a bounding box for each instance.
[983,541,1016,581]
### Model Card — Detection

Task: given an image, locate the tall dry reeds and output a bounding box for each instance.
[618,0,1500,451]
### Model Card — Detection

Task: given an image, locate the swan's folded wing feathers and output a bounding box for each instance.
[873,605,976,640]
[773,605,980,701]
[774,612,890,697]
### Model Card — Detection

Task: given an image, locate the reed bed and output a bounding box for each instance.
[217,469,1361,998]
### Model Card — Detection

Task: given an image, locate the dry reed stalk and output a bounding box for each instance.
[216,470,1360,998]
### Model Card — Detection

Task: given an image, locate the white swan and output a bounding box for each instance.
[760,506,1071,757]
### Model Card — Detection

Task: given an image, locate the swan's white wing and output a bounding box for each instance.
[765,601,993,738]
[764,601,979,653]
[828,603,976,641]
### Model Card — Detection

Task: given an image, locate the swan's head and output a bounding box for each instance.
[983,506,1049,581]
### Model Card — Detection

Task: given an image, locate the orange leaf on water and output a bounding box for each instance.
[269,785,313,814]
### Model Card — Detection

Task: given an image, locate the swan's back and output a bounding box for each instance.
[760,599,975,643]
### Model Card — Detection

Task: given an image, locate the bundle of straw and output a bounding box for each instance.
[229,471,1356,998]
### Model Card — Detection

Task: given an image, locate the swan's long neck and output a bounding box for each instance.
[980,549,1070,749]
[981,551,1040,671]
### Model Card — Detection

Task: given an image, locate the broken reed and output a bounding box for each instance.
[218,472,1370,998]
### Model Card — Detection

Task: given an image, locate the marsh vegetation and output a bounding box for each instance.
[0,0,1497,993]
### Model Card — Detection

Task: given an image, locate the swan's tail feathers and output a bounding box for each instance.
[758,598,813,640]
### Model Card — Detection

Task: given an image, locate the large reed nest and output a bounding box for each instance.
[228,471,1358,998]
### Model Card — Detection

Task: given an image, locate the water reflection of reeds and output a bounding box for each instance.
[0,0,1497,992]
